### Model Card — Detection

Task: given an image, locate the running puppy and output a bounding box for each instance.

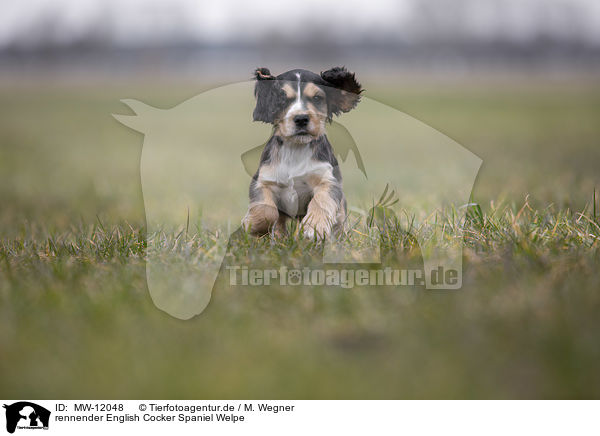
[243,67,362,239]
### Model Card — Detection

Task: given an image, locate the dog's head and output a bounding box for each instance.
[252,67,362,143]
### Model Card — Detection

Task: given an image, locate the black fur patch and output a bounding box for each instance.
[248,135,280,203]
[252,67,286,123]
[257,136,276,166]
[312,135,342,183]
[320,66,363,117]
[248,176,261,203]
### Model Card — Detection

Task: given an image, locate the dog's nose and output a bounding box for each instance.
[294,114,309,128]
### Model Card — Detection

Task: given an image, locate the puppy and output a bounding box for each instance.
[242,67,362,239]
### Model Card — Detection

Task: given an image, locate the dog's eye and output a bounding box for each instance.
[312,95,323,103]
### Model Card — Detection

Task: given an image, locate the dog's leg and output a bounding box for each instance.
[333,195,347,234]
[273,213,289,237]
[242,182,279,235]
[302,180,341,240]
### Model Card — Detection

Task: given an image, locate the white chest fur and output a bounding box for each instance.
[260,142,332,217]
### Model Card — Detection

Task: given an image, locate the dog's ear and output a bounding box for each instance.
[321,67,362,117]
[253,67,283,123]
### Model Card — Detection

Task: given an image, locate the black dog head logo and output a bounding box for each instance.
[3,402,50,434]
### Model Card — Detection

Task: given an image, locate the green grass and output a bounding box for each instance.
[1,76,600,398]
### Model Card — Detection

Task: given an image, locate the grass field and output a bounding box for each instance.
[1,75,599,398]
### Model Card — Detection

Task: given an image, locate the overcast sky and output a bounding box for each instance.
[2,0,600,49]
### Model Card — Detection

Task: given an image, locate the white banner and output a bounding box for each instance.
[1,400,598,436]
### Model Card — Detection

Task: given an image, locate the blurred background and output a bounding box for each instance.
[1,0,599,229]
[1,0,600,399]
[2,0,600,79]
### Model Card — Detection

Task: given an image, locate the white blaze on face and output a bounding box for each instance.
[285,72,304,120]
[279,72,318,142]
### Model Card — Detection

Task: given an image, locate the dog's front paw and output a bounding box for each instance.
[302,213,332,240]
[303,224,316,240]
[242,203,279,235]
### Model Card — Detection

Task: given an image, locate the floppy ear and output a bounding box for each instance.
[321,67,362,117]
[252,67,284,123]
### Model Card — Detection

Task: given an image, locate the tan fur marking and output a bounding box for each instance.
[306,172,332,188]
[303,83,325,99]
[305,102,323,114]
[256,161,277,183]
[243,182,279,235]
[302,179,338,239]
[281,83,296,99]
